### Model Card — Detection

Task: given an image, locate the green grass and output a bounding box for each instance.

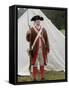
[60,29,65,35]
[17,70,65,82]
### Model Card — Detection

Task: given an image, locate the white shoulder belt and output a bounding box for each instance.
[31,26,45,50]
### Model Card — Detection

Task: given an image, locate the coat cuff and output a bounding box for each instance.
[46,48,49,53]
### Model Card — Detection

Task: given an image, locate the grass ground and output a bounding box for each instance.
[17,70,65,82]
[61,29,65,35]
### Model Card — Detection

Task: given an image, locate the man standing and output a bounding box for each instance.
[26,15,50,80]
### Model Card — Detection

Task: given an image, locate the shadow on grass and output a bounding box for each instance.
[17,70,65,82]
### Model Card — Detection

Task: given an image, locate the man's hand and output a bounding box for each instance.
[45,47,49,53]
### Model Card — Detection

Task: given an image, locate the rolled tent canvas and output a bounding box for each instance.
[18,9,65,76]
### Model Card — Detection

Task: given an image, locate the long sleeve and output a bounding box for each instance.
[26,30,31,42]
[43,28,50,53]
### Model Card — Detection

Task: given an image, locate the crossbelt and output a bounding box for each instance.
[31,26,45,50]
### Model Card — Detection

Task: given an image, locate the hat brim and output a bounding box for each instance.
[31,16,44,21]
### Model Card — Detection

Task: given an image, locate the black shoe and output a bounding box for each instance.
[41,78,45,81]
[33,79,37,81]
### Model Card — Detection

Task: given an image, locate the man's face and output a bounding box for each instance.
[34,20,40,26]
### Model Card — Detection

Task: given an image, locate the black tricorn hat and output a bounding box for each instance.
[31,15,44,21]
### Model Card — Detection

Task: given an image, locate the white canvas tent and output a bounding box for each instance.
[18,9,65,76]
